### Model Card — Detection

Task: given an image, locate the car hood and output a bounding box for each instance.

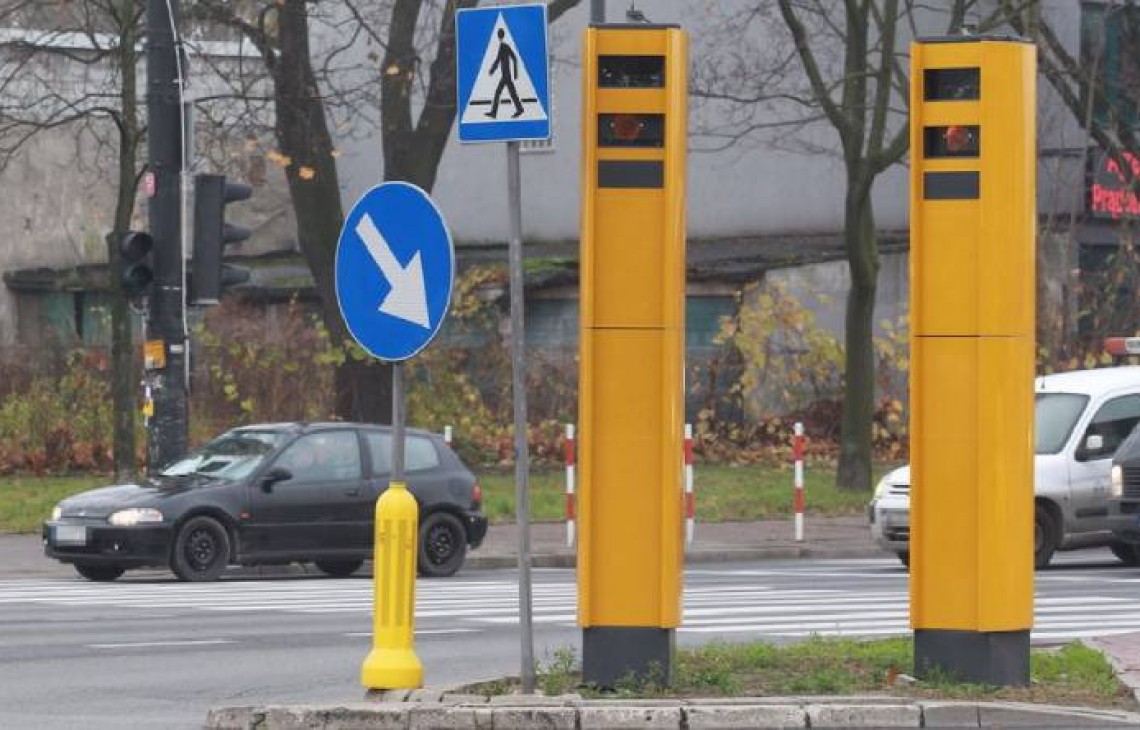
[883,465,910,484]
[58,478,219,518]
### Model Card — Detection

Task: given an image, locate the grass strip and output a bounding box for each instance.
[479,462,887,524]
[0,475,105,534]
[0,461,890,533]
[470,637,1136,711]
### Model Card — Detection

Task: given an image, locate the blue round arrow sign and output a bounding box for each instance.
[335,182,455,362]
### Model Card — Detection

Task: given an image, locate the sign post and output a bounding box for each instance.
[456,2,551,694]
[335,182,455,690]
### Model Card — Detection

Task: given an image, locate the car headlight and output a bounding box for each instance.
[873,476,890,500]
[1112,465,1123,499]
[50,505,62,521]
[108,508,164,527]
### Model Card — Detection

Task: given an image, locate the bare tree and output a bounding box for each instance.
[1005,2,1140,351]
[195,0,581,424]
[0,0,149,478]
[692,1,1021,491]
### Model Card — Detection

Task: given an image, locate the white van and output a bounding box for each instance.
[869,366,1140,568]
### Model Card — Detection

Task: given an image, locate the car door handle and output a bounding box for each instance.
[344,487,362,496]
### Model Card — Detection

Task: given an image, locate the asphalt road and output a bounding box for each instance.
[2,551,1138,729]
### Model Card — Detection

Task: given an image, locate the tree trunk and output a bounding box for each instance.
[110,19,142,480]
[109,245,136,480]
[274,0,392,424]
[836,175,879,492]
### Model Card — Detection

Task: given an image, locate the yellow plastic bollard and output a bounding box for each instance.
[361,481,423,689]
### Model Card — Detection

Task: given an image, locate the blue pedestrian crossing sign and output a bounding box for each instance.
[335,182,455,362]
[456,3,550,143]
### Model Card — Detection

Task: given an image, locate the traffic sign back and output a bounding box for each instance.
[335,183,454,362]
[456,4,550,143]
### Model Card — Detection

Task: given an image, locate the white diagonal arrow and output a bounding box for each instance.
[355,213,430,329]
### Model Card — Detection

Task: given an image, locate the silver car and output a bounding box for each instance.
[869,366,1140,568]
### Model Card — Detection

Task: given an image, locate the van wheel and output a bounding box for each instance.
[1034,504,1058,569]
[1110,541,1140,566]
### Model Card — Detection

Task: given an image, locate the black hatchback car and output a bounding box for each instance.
[43,423,487,582]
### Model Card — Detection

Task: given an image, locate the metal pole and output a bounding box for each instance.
[506,141,535,693]
[591,0,605,23]
[146,0,187,471]
[392,361,405,480]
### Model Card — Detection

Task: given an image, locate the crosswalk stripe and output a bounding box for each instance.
[4,575,1140,644]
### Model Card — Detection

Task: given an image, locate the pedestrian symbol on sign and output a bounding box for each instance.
[460,13,548,125]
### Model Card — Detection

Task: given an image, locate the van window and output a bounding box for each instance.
[1077,394,1140,461]
[1036,393,1089,454]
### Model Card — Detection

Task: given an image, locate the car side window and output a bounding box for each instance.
[275,431,361,482]
[1079,395,1140,462]
[407,437,441,472]
[365,432,393,477]
[365,433,439,475]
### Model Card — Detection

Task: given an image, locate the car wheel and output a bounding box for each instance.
[418,512,467,578]
[897,552,910,569]
[315,559,364,578]
[1110,540,1140,566]
[74,564,124,582]
[170,516,230,582]
[1034,504,1058,569]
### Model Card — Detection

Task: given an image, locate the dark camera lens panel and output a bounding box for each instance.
[598,113,665,147]
[599,55,665,88]
[924,125,980,158]
[924,67,980,100]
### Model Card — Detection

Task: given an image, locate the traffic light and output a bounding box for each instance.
[110,230,154,298]
[909,37,1036,685]
[191,173,252,305]
[578,24,687,687]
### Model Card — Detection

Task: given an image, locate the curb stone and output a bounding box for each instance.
[204,699,1140,729]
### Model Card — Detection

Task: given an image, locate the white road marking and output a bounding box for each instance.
[87,639,235,649]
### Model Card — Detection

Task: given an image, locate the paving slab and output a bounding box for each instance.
[489,705,577,730]
[977,702,1140,727]
[919,701,980,727]
[684,704,806,729]
[408,704,492,730]
[578,704,682,729]
[807,702,920,727]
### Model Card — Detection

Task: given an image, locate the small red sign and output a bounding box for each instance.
[1090,150,1140,220]
[143,171,156,198]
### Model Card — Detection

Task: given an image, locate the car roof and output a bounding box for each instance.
[1036,366,1140,398]
[232,422,439,438]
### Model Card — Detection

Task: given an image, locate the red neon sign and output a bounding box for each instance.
[1090,150,1140,220]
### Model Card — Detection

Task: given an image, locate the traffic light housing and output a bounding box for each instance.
[111,230,154,298]
[191,173,252,305]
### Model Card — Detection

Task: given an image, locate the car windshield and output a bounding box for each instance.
[160,430,290,480]
[1036,393,1090,454]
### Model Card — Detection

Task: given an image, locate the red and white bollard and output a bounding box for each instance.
[565,424,576,548]
[793,422,805,542]
[684,423,695,546]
